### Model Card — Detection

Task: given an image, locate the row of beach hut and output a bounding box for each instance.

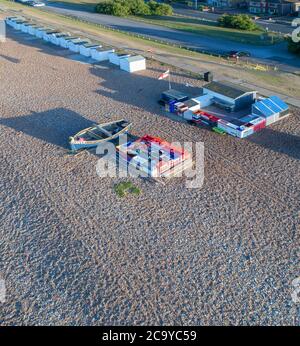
[5,16,146,72]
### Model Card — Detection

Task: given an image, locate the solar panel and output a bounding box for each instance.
[262,98,282,113]
[254,102,274,117]
[252,95,289,118]
[269,96,288,111]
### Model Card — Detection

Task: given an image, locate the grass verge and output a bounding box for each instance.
[128,15,282,46]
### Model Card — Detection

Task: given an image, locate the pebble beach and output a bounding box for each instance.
[0,27,299,325]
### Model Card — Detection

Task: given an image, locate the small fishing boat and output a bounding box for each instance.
[69,119,131,151]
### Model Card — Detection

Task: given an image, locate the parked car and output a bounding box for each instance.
[228,51,251,58]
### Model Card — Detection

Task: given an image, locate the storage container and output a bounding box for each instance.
[217,120,239,137]
[168,100,177,113]
[249,117,266,132]
[203,71,213,82]
[265,114,276,126]
[236,125,254,138]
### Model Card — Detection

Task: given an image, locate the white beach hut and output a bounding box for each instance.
[43,30,60,42]
[34,26,43,38]
[14,19,27,31]
[20,21,28,32]
[5,17,14,27]
[35,27,51,39]
[68,39,90,53]
[59,36,80,48]
[109,53,131,66]
[6,17,21,27]
[21,22,32,33]
[9,18,18,29]
[119,55,146,73]
[79,43,102,57]
[49,32,70,45]
[28,24,42,36]
[5,17,12,27]
[91,47,115,62]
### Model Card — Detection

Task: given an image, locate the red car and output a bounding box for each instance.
[228,51,251,58]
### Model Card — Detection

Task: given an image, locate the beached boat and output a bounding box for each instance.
[69,119,131,151]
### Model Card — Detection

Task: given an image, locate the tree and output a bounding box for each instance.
[287,37,300,55]
[151,3,173,16]
[127,0,151,15]
[96,0,173,17]
[218,14,257,31]
[148,1,173,16]
[148,0,159,14]
[95,2,114,15]
[96,1,130,16]
[112,1,130,16]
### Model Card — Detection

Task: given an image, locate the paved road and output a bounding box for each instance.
[43,3,299,68]
[255,19,293,35]
[173,5,294,35]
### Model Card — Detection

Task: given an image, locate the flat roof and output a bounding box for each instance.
[45,31,61,35]
[93,47,114,52]
[83,43,101,48]
[203,81,255,99]
[162,89,188,100]
[126,55,145,63]
[71,40,90,45]
[7,16,23,20]
[53,33,69,37]
[185,99,199,108]
[62,36,79,41]
[39,28,55,32]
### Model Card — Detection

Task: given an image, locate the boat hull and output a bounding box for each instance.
[69,141,102,151]
[69,119,131,151]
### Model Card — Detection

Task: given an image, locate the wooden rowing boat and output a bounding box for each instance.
[69,119,131,151]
